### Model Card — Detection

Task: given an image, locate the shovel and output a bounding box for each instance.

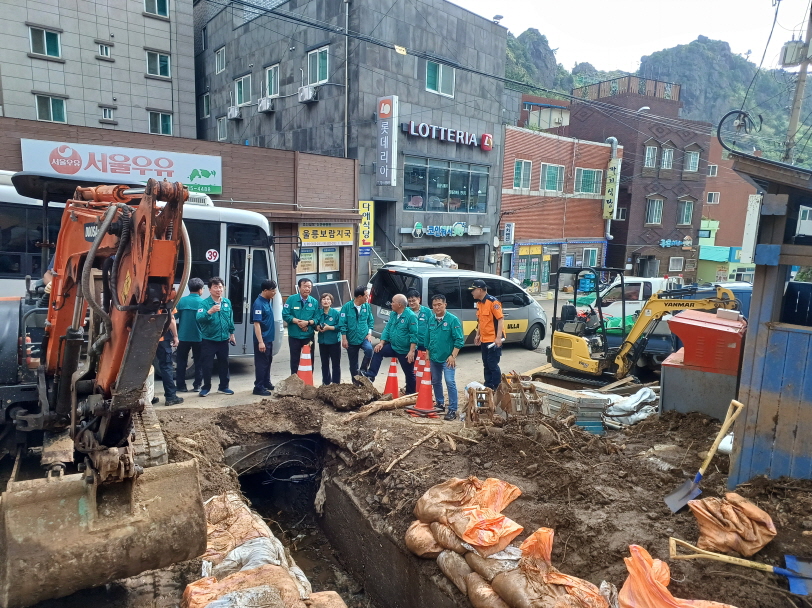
[670,537,812,595]
[664,399,744,513]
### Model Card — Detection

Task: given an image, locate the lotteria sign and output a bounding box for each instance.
[20,139,223,194]
[402,122,493,151]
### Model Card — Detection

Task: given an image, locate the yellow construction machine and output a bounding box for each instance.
[547,266,739,380]
[0,173,206,607]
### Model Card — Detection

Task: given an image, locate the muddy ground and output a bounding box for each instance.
[154,383,812,608]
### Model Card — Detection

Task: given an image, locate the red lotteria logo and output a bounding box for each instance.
[378,99,393,118]
[49,145,82,174]
[481,134,493,151]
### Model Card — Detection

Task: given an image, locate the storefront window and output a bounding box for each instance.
[403,157,490,213]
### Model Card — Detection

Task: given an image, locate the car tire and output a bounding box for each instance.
[523,323,544,350]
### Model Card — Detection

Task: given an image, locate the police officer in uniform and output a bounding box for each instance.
[469,279,504,390]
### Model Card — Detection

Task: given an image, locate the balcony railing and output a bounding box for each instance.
[572,76,681,102]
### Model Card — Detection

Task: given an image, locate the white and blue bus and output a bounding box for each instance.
[0,171,283,357]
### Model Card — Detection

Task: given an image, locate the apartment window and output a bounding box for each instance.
[201,26,207,51]
[708,164,718,177]
[215,46,226,74]
[146,51,170,77]
[144,0,169,17]
[661,148,674,170]
[677,200,694,225]
[308,46,328,85]
[669,257,685,272]
[615,207,627,221]
[685,150,700,172]
[101,107,114,120]
[583,248,598,267]
[98,43,111,58]
[645,198,663,224]
[217,116,227,141]
[574,168,602,194]
[698,229,711,238]
[35,95,66,123]
[199,93,210,118]
[29,27,61,58]
[513,160,532,189]
[644,146,658,168]
[148,111,172,135]
[266,64,279,97]
[706,192,720,204]
[540,163,565,191]
[235,74,251,105]
[426,60,455,97]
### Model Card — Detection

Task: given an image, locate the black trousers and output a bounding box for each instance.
[175,340,202,391]
[200,339,230,392]
[288,336,314,375]
[156,340,177,400]
[481,342,502,390]
[253,340,273,390]
[319,342,341,385]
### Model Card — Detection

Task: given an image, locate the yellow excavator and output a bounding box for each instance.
[547,266,740,379]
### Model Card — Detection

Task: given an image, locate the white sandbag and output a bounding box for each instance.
[213,537,288,579]
[204,585,286,608]
[437,550,473,595]
[596,388,659,428]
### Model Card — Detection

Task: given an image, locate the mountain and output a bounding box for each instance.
[506,29,572,94]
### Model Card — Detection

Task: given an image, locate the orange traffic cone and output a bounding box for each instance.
[405,358,443,418]
[297,344,314,386]
[383,358,399,398]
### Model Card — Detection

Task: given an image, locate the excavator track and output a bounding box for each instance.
[132,401,169,468]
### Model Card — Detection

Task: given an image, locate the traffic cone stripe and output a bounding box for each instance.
[383,357,399,397]
[406,357,443,418]
[297,344,314,386]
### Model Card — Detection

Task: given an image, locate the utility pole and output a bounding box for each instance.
[784,4,812,163]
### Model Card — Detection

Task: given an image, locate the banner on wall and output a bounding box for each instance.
[359,201,374,247]
[376,96,399,186]
[604,157,621,220]
[298,224,353,246]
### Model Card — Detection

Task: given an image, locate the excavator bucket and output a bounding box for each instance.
[0,459,206,608]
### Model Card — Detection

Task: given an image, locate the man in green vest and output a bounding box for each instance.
[175,277,205,393]
[196,277,236,397]
[426,293,464,420]
[362,294,418,394]
[338,286,375,381]
[406,288,432,359]
[282,278,320,375]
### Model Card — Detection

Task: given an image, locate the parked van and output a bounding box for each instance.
[368,267,548,349]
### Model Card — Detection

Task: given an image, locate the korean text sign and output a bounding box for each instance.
[298,225,354,246]
[21,139,223,194]
[376,96,398,186]
[359,201,374,247]
[604,157,621,220]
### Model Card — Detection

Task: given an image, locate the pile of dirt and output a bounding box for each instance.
[158,387,812,608]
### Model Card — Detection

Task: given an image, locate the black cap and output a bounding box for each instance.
[468,279,488,290]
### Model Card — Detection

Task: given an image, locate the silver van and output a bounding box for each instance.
[368,266,548,350]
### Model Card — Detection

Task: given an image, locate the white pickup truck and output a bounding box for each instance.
[578,276,684,318]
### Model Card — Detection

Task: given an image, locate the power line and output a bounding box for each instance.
[741,0,783,112]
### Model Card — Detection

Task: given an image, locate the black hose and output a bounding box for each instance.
[101,257,114,314]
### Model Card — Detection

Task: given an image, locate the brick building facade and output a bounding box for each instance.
[0,117,359,296]
[499,126,622,290]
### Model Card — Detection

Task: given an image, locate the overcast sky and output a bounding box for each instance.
[451,0,812,73]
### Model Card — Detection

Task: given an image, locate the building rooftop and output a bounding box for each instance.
[572,75,681,103]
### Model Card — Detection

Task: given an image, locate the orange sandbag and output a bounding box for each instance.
[472,478,522,513]
[308,591,349,607]
[414,477,482,524]
[405,520,443,558]
[430,522,467,554]
[182,564,307,608]
[688,492,776,557]
[447,507,524,557]
[466,572,511,608]
[203,492,272,564]
[618,545,738,608]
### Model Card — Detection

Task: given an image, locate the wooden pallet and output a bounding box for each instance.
[464,387,495,428]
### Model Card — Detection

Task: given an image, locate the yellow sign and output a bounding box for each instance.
[359,201,374,247]
[518,246,530,256]
[604,157,622,220]
[543,254,551,262]
[529,245,542,255]
[299,225,353,246]
[297,249,317,274]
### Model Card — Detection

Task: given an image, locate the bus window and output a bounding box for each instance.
[228,248,246,325]
[177,219,220,283]
[249,249,269,306]
[0,203,63,279]
[227,224,269,247]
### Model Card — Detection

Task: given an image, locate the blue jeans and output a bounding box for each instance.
[367,343,416,394]
[430,359,458,412]
[346,339,373,378]
[481,342,502,390]
[156,340,177,400]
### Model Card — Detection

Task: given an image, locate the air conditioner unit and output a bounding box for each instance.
[227,106,242,120]
[553,117,563,124]
[257,97,275,113]
[298,85,318,103]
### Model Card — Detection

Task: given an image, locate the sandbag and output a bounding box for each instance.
[205,585,286,608]
[213,537,288,579]
[307,591,349,607]
[182,565,307,608]
[437,550,473,595]
[465,551,520,582]
[466,572,511,608]
[413,477,521,524]
[473,478,522,513]
[491,567,567,608]
[405,520,443,558]
[430,522,467,554]
[688,492,776,557]
[204,493,274,564]
[618,545,738,608]
[447,507,524,557]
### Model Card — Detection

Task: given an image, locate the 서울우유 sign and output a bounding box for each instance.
[21,139,222,194]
